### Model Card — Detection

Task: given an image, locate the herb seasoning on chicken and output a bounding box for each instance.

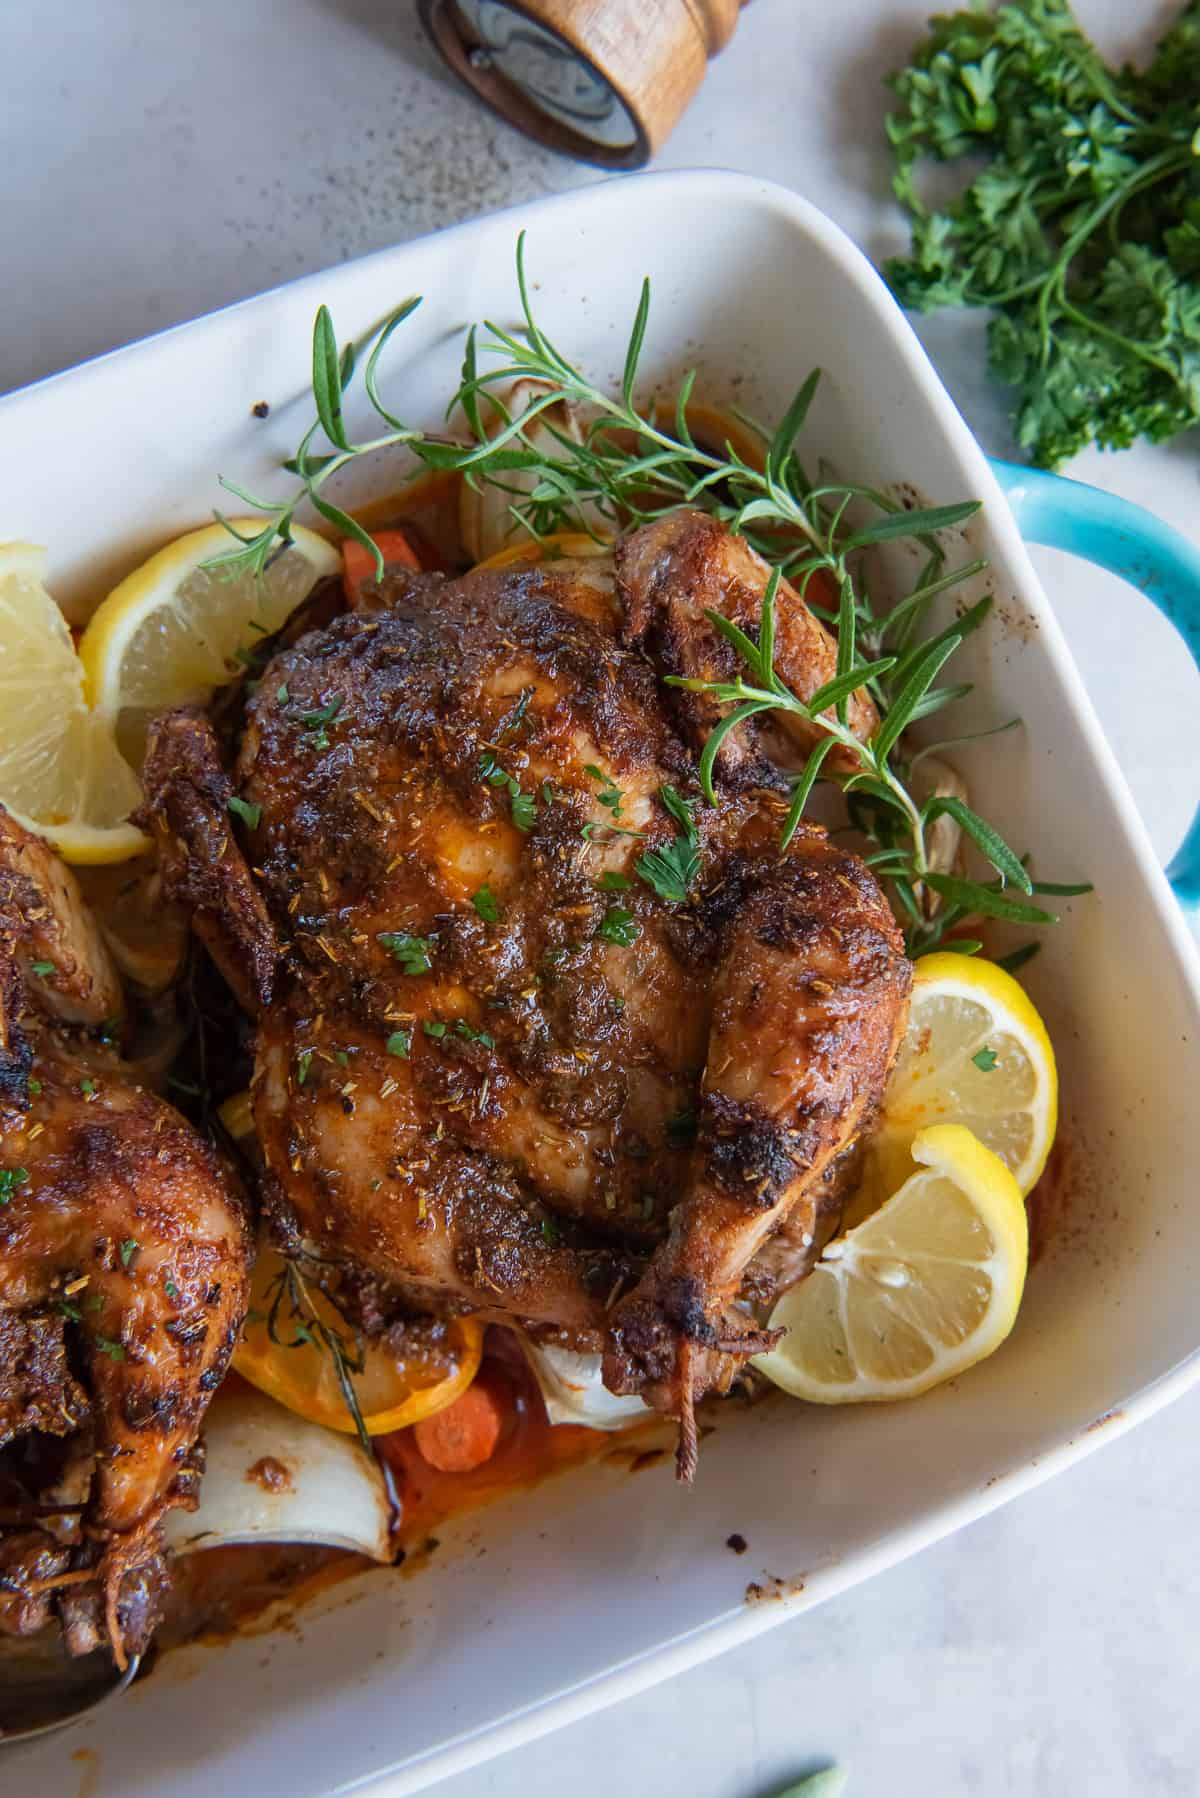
[142,513,911,1477]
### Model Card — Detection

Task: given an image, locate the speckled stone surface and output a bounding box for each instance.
[4,3,1199,1792]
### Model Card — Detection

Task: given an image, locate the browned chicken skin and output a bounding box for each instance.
[0,810,252,1662]
[143,511,911,1475]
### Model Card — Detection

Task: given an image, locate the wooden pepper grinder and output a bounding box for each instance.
[417,0,747,168]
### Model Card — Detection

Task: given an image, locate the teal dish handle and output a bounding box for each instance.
[988,458,1200,908]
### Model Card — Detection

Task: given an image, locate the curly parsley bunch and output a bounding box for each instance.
[884,0,1200,466]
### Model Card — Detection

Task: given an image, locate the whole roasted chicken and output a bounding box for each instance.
[143,510,911,1474]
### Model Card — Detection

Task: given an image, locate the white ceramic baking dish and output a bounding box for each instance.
[5,169,1200,1796]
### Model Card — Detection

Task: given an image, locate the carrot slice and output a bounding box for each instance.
[412,1381,505,1473]
[341,529,421,603]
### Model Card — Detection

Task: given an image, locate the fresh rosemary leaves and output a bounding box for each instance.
[262,1255,372,1454]
[212,237,1090,959]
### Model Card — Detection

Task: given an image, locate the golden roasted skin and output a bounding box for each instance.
[601,827,909,1471]
[0,808,252,1660]
[143,514,911,1473]
[234,556,690,1334]
[617,508,878,778]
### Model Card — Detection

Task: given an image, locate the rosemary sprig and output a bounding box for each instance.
[668,570,1053,951]
[209,238,1089,956]
[264,1254,371,1453]
[208,235,983,583]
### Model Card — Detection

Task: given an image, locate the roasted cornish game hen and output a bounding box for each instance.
[0,811,251,1664]
[141,510,911,1475]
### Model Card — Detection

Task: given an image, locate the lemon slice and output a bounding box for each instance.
[79,519,339,764]
[853,953,1057,1221]
[235,1241,485,1437]
[0,543,147,864]
[755,1123,1028,1402]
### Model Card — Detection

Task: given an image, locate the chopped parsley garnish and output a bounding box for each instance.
[296,1049,314,1085]
[30,960,56,978]
[386,1029,412,1059]
[26,1078,42,1096]
[540,1216,560,1247]
[423,1020,447,1039]
[164,1279,180,1301]
[598,906,641,947]
[78,1078,97,1097]
[0,1167,29,1205]
[454,1020,495,1050]
[56,1298,82,1323]
[584,763,625,819]
[119,1238,139,1268]
[597,870,631,892]
[972,1046,999,1073]
[227,795,262,829]
[300,695,344,729]
[378,931,434,975]
[478,750,513,788]
[276,683,290,704]
[541,780,556,805]
[95,1336,127,1362]
[636,785,700,904]
[667,1108,698,1148]
[299,694,344,749]
[472,884,501,923]
[478,752,537,832]
[334,1049,350,1067]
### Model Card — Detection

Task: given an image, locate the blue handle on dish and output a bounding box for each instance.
[988,458,1200,908]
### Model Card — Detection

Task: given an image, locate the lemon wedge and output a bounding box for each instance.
[755,1123,1028,1402]
[851,953,1057,1224]
[0,543,147,864]
[78,519,339,765]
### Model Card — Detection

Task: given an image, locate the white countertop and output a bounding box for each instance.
[4,1,1198,1792]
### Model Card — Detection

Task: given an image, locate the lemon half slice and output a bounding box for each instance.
[235,1241,485,1437]
[79,519,339,765]
[854,953,1057,1220]
[0,543,146,863]
[755,1124,1028,1403]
